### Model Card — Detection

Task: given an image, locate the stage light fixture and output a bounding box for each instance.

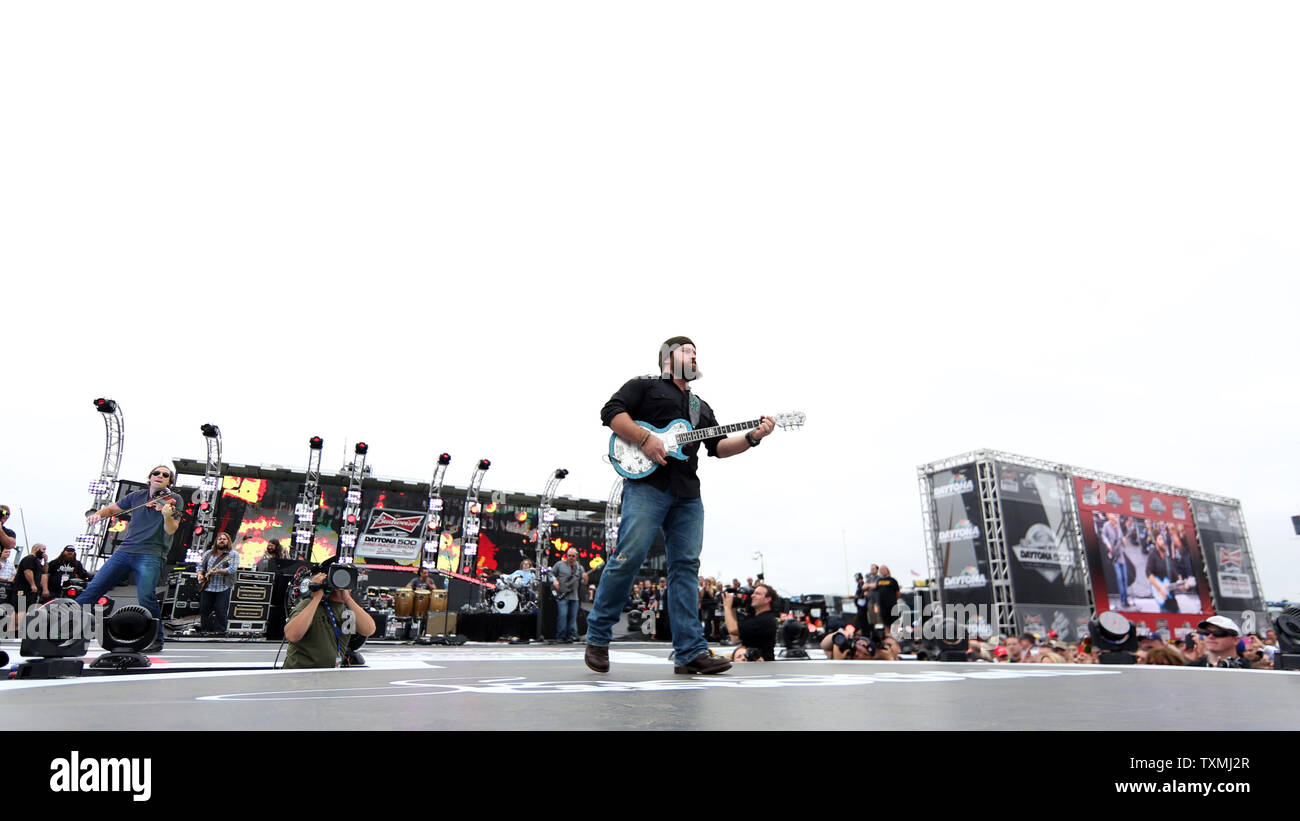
[438,453,451,466]
[424,541,438,552]
[200,502,210,511]
[426,516,440,530]
[542,508,558,523]
[200,476,219,492]
[469,502,481,515]
[428,498,444,513]
[478,459,491,470]
[554,469,569,480]
[346,514,357,525]
[19,599,90,662]
[341,534,356,548]
[193,526,204,535]
[87,604,157,671]
[779,618,810,659]
[355,442,368,455]
[346,490,362,506]
[75,534,97,550]
[93,398,117,414]
[200,423,220,438]
[1087,611,1139,663]
[309,436,324,450]
[1273,605,1300,671]
[294,531,312,545]
[87,479,110,495]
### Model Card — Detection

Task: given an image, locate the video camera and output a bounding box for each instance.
[296,557,358,597]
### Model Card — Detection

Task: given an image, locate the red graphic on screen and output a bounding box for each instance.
[476,532,499,574]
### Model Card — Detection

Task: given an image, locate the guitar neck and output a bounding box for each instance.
[674,419,762,444]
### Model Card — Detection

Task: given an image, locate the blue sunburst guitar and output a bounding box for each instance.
[609,411,805,479]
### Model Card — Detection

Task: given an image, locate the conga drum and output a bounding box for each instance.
[394,588,414,619]
[413,589,431,619]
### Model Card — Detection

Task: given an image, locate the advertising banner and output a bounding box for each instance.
[1191,499,1266,632]
[929,464,995,612]
[1074,477,1213,637]
[996,464,1089,608]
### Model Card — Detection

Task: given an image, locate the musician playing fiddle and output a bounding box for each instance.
[79,464,182,652]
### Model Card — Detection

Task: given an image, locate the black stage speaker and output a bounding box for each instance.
[265,559,308,640]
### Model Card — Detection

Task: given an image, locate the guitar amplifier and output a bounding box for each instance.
[232,581,272,604]
[228,602,271,622]
[236,570,273,584]
[425,612,458,636]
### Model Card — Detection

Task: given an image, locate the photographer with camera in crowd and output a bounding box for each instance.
[819,624,899,661]
[283,568,376,670]
[723,582,778,662]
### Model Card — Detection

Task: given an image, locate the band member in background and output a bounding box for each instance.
[197,532,238,634]
[255,539,284,572]
[43,545,90,600]
[553,548,587,643]
[81,465,182,651]
[585,336,775,675]
[507,558,537,588]
[406,567,441,590]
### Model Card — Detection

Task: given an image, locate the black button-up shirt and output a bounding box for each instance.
[601,374,723,499]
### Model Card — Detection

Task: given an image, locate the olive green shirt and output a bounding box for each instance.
[283,598,349,669]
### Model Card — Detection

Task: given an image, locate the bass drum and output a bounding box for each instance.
[492,589,519,614]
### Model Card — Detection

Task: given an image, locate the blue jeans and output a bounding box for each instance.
[1113,557,1130,607]
[586,481,707,666]
[556,598,579,641]
[75,550,166,645]
[200,587,232,633]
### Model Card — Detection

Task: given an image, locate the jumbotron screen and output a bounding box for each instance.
[1074,477,1213,637]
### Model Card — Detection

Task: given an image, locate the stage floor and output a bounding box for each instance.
[2,639,1297,731]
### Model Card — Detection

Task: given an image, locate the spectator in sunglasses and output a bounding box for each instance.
[1187,616,1248,669]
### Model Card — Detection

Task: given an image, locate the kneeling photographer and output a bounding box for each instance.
[723,582,778,662]
[283,565,376,670]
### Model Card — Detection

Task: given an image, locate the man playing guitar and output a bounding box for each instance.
[197,532,238,634]
[584,336,775,676]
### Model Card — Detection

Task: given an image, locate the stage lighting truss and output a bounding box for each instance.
[458,458,490,575]
[81,398,125,572]
[337,442,368,562]
[421,453,450,571]
[292,436,325,560]
[189,423,224,558]
[605,477,624,558]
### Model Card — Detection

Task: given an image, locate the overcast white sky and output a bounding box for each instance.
[2,2,1296,600]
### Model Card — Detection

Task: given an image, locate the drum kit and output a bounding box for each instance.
[490,573,538,615]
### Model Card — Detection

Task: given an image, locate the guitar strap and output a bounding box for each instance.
[688,392,700,427]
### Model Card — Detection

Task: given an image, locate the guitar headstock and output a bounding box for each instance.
[775,411,806,431]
